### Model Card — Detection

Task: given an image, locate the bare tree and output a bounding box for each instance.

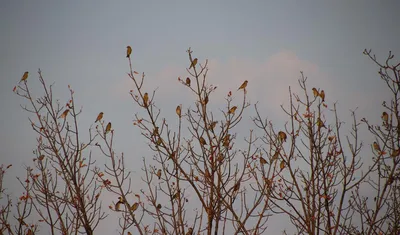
[346,50,400,235]
[12,72,107,235]
[100,48,273,235]
[6,47,399,235]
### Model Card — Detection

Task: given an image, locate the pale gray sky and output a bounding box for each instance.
[1,1,399,234]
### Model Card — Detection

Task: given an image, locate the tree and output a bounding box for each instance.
[3,47,399,234]
[347,50,400,235]
[10,71,106,235]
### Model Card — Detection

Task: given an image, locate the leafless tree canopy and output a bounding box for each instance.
[1,48,399,235]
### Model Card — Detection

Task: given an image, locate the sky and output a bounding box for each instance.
[1,0,399,234]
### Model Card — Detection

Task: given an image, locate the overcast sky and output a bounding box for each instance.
[1,1,399,234]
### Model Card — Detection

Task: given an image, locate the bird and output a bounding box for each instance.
[130,202,139,212]
[280,161,285,170]
[209,121,218,130]
[391,149,399,157]
[156,138,163,145]
[312,88,319,97]
[126,46,132,58]
[143,93,149,106]
[278,131,287,142]
[381,112,388,124]
[156,169,162,180]
[176,105,181,118]
[199,137,207,146]
[228,106,237,115]
[152,127,159,137]
[260,156,267,165]
[156,203,162,210]
[105,122,112,134]
[217,153,224,162]
[59,109,70,119]
[319,90,325,102]
[373,142,381,152]
[186,77,191,86]
[223,134,230,147]
[272,150,280,161]
[20,71,29,83]
[189,58,198,69]
[316,118,326,129]
[95,112,103,123]
[203,95,209,105]
[186,228,193,235]
[115,197,124,211]
[171,190,180,201]
[238,80,248,90]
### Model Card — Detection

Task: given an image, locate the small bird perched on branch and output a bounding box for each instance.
[171,190,180,201]
[260,156,267,165]
[59,109,70,119]
[278,131,287,142]
[105,122,112,134]
[238,80,248,90]
[312,87,319,97]
[126,46,132,58]
[176,105,181,118]
[316,118,326,129]
[115,197,124,211]
[228,106,237,115]
[186,228,193,235]
[95,112,103,123]
[130,202,139,212]
[373,141,381,152]
[156,169,162,180]
[143,93,149,106]
[189,58,198,69]
[199,136,207,146]
[381,111,388,125]
[186,77,191,86]
[319,90,325,102]
[20,71,29,83]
